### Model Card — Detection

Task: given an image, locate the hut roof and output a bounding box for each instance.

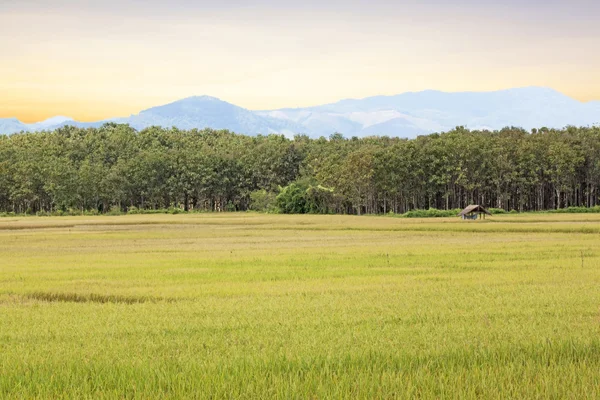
[458,205,491,216]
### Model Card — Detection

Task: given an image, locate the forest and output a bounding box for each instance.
[0,123,599,215]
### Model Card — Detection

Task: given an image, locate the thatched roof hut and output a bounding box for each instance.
[458,205,491,220]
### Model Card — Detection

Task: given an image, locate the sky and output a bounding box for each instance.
[1,0,599,123]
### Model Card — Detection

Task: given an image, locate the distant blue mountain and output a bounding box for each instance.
[258,87,600,137]
[0,118,30,134]
[117,96,305,135]
[1,87,599,137]
[28,116,74,131]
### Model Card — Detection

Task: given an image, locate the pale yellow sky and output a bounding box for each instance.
[1,0,599,123]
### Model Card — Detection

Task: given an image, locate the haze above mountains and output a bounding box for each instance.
[2,87,599,138]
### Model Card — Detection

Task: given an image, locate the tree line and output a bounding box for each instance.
[0,123,599,215]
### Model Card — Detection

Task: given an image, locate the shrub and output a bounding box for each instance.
[276,183,307,214]
[167,207,184,215]
[107,206,123,216]
[225,201,236,212]
[400,208,460,218]
[127,206,140,215]
[551,206,600,214]
[250,190,278,213]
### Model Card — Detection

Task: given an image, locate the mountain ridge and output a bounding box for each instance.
[2,87,599,137]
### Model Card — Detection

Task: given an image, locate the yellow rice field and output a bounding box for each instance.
[1,213,600,398]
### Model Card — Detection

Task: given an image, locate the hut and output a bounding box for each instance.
[458,205,491,220]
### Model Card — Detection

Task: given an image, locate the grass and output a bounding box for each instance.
[1,213,600,398]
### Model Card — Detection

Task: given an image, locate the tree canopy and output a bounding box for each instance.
[1,124,599,215]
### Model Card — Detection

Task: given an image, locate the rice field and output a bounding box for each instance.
[1,213,600,398]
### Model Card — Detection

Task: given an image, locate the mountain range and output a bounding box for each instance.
[2,87,599,137]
